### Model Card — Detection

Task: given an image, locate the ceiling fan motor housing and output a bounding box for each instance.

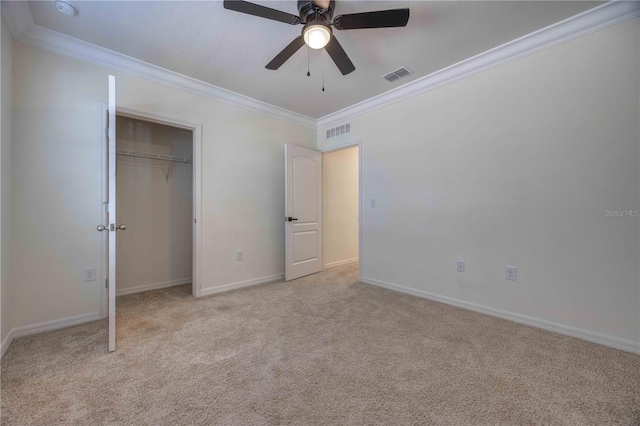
[297,0,335,24]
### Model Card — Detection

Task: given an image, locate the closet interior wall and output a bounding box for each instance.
[116,116,193,296]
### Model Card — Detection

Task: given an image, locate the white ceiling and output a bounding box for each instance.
[27,1,602,119]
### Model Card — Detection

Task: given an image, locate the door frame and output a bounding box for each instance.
[98,103,204,317]
[319,139,362,282]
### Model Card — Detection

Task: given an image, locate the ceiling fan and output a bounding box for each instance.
[223,0,410,76]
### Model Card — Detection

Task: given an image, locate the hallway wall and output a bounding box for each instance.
[323,146,359,268]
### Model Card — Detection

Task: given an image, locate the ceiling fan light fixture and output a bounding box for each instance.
[303,23,331,49]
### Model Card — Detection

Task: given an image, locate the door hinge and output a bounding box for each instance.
[105,127,109,139]
[105,278,108,288]
[194,218,197,224]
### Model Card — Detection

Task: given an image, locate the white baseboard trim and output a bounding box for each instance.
[2,312,101,358]
[116,278,192,296]
[361,276,640,355]
[324,258,359,269]
[1,329,15,358]
[200,274,284,297]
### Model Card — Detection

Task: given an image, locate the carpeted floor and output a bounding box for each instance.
[2,263,639,425]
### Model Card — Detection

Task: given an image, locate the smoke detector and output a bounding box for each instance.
[54,0,78,16]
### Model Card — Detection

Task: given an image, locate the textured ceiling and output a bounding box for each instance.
[28,1,602,119]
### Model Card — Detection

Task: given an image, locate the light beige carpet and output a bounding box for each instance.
[2,263,639,425]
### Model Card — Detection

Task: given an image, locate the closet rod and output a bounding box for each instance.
[116,149,192,164]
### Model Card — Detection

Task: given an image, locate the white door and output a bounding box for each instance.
[98,75,121,352]
[108,76,117,351]
[285,144,323,281]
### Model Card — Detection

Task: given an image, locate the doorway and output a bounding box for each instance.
[115,116,194,296]
[322,145,360,276]
[99,104,203,324]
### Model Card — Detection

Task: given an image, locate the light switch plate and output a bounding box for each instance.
[505,266,517,281]
[456,261,465,272]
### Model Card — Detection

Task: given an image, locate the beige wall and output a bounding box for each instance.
[10,40,316,329]
[323,146,358,268]
[1,17,13,345]
[319,19,640,348]
[4,15,639,353]
[116,116,193,295]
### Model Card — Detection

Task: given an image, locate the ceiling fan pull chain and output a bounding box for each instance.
[307,44,310,77]
[322,49,325,92]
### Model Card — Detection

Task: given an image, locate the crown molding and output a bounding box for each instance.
[2,1,638,132]
[317,1,640,129]
[4,8,316,129]
[21,25,316,128]
[1,0,34,39]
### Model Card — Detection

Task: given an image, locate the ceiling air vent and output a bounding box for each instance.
[326,123,351,140]
[383,66,413,82]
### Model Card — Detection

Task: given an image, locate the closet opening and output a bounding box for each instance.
[115,115,195,298]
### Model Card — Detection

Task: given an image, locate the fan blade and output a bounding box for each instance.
[266,36,306,70]
[325,36,355,75]
[223,0,300,25]
[333,8,409,30]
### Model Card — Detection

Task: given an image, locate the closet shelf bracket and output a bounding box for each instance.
[161,162,173,182]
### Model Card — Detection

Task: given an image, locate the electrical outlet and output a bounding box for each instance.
[370,199,376,208]
[84,267,96,282]
[236,250,243,261]
[456,261,465,272]
[505,266,517,281]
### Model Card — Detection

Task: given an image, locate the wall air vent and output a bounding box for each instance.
[383,66,413,82]
[326,123,351,140]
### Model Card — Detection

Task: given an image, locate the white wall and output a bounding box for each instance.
[322,146,358,268]
[116,116,193,295]
[6,12,639,353]
[319,19,640,349]
[1,17,13,345]
[10,41,316,329]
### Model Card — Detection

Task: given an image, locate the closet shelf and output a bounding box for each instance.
[116,149,192,164]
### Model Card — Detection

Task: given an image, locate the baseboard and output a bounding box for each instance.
[324,258,359,269]
[1,329,15,358]
[361,276,640,355]
[200,274,284,297]
[116,278,192,296]
[2,312,101,358]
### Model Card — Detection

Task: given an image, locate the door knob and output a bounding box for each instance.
[97,225,109,232]
[286,217,298,222]
[116,224,127,231]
